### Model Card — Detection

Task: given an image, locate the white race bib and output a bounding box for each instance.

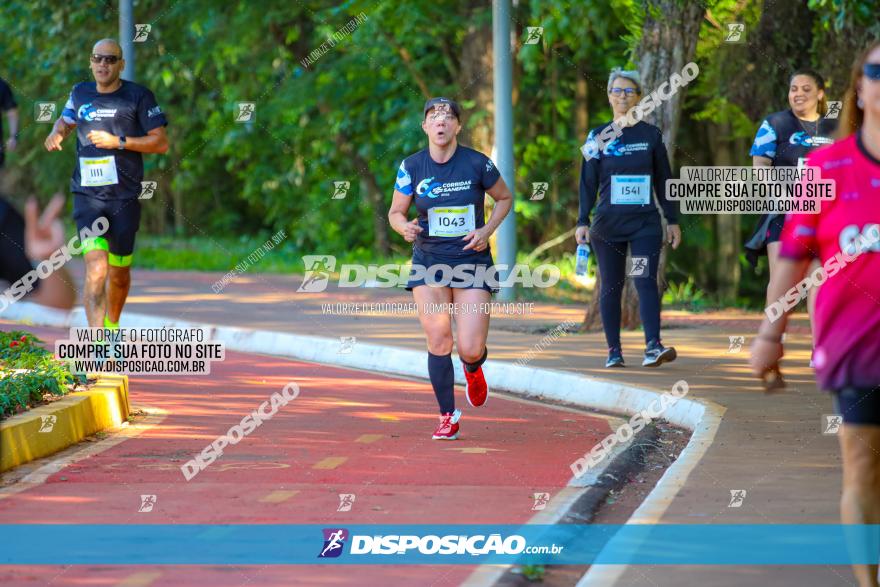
[79,156,119,187]
[427,205,476,237]
[610,175,651,205]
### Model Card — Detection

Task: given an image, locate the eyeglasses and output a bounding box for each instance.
[91,54,121,65]
[864,63,880,81]
[609,88,638,97]
[427,104,457,121]
[428,111,456,121]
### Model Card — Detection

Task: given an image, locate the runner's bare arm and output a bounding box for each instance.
[87,126,169,154]
[482,177,513,235]
[758,256,809,340]
[44,117,75,151]
[122,126,168,154]
[388,190,421,242]
[463,177,512,251]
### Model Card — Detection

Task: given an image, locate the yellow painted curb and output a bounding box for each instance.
[0,374,130,473]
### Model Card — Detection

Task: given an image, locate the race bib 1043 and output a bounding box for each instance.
[427,205,476,238]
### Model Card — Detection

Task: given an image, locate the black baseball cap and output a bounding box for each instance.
[423,97,461,119]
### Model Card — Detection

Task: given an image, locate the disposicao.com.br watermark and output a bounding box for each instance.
[297,255,560,293]
[181,382,300,480]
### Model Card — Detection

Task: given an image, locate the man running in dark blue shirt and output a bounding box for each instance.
[44,38,168,329]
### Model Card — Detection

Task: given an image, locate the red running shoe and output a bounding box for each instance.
[432,409,461,440]
[464,365,489,407]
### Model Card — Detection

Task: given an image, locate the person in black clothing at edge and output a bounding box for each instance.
[745,69,837,366]
[0,76,20,168]
[0,194,77,312]
[388,97,513,440]
[575,68,682,369]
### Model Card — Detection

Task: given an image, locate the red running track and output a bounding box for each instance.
[0,324,613,587]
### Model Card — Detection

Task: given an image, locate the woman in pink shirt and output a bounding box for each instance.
[751,40,880,587]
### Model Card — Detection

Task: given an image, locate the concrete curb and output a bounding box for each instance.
[3,302,725,585]
[0,373,130,473]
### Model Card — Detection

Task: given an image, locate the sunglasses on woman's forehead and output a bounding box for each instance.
[91,54,121,65]
[864,63,880,80]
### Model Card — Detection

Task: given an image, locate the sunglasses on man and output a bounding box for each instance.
[91,54,121,65]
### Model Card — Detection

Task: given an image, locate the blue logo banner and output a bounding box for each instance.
[1,524,878,565]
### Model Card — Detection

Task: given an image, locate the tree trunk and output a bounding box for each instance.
[636,0,704,161]
[351,150,390,256]
[711,121,740,302]
[460,22,494,155]
[582,0,704,333]
[358,173,390,256]
[728,1,815,121]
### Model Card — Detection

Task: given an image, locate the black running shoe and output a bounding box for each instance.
[605,347,625,368]
[642,340,677,367]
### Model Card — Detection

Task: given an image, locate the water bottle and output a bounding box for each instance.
[575,243,591,276]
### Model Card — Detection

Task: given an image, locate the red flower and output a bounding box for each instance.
[9,341,19,348]
[20,335,28,342]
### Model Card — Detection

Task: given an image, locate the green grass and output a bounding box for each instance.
[135,234,406,274]
[0,330,86,418]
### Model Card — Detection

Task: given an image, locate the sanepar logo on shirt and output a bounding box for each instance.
[789,131,833,147]
[416,177,473,198]
[416,177,441,196]
[77,103,118,122]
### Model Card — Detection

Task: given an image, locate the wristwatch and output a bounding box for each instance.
[118,136,126,150]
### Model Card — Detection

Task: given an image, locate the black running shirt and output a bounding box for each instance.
[749,109,837,168]
[394,145,501,257]
[61,80,168,200]
[578,121,678,241]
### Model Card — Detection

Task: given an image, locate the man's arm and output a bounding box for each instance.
[86,126,168,154]
[45,116,76,151]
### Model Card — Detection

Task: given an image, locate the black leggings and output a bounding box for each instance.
[591,233,662,349]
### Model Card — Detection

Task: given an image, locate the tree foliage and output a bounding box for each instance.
[1,0,877,305]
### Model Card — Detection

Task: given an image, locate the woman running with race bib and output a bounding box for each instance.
[388,98,512,440]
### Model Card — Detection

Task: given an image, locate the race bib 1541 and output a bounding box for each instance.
[610,175,651,205]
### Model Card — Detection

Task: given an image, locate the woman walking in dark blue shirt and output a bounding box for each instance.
[576,68,681,368]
